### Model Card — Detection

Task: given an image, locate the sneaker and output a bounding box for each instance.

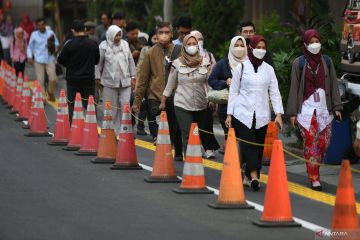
[311,181,322,191]
[153,137,157,146]
[250,179,260,191]
[218,146,225,155]
[47,92,56,102]
[243,177,251,188]
[204,150,216,159]
[137,128,147,136]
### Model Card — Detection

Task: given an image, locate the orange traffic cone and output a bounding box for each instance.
[2,64,9,105]
[208,128,254,209]
[173,123,213,194]
[111,103,142,170]
[10,72,23,114]
[16,76,31,121]
[63,92,84,151]
[22,80,39,129]
[253,140,301,227]
[262,121,278,166]
[48,89,71,146]
[145,111,181,183]
[24,86,51,137]
[92,100,117,164]
[75,95,98,156]
[6,68,16,109]
[331,160,360,238]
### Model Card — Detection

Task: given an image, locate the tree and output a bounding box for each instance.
[189,0,244,58]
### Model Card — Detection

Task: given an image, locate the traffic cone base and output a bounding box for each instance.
[63,146,80,151]
[173,188,213,194]
[111,164,143,170]
[144,176,181,183]
[208,202,254,209]
[253,220,301,228]
[75,150,97,156]
[47,140,68,146]
[91,158,115,164]
[24,132,51,137]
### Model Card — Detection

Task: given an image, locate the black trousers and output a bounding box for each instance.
[232,116,268,179]
[175,106,220,154]
[148,98,183,157]
[67,81,95,123]
[14,61,25,76]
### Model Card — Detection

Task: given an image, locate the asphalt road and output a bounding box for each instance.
[0,103,318,240]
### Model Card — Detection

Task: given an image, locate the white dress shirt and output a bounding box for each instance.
[297,88,333,132]
[227,59,284,129]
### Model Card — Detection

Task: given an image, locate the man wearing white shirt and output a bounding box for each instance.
[27,18,59,101]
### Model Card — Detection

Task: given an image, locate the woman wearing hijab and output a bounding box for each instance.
[287,29,342,191]
[190,29,220,158]
[160,34,220,156]
[11,27,27,76]
[95,25,136,134]
[225,35,284,191]
[208,36,247,153]
[19,15,34,42]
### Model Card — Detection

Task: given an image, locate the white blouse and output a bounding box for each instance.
[297,88,333,132]
[227,59,284,129]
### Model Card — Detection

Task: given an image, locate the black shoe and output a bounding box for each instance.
[137,129,147,136]
[310,181,322,191]
[174,156,183,162]
[250,179,260,191]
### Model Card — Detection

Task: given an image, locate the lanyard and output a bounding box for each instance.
[305,62,320,85]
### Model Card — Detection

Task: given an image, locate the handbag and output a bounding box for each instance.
[207,63,243,104]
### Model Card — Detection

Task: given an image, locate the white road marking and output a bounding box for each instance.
[138,163,330,233]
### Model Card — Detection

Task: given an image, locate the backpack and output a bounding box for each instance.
[299,54,331,75]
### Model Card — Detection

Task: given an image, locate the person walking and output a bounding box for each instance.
[95,12,112,44]
[133,22,183,161]
[95,25,136,134]
[1,15,14,65]
[160,34,220,157]
[208,36,248,153]
[135,30,158,141]
[287,29,343,191]
[190,29,219,158]
[57,20,100,121]
[19,15,34,42]
[173,16,192,45]
[10,27,27,76]
[27,18,59,101]
[225,35,284,191]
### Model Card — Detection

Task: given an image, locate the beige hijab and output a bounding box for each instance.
[228,36,247,73]
[178,34,203,68]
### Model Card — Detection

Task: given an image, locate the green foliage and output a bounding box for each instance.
[189,0,244,59]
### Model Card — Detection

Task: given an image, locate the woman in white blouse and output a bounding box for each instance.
[95,25,136,134]
[160,34,220,156]
[225,35,284,191]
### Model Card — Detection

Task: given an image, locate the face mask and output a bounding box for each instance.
[158,34,170,44]
[306,42,321,55]
[253,48,266,59]
[185,46,198,55]
[233,47,245,58]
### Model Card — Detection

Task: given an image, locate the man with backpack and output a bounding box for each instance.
[133,22,183,161]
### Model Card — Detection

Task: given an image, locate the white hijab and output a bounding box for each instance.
[228,36,247,73]
[106,25,122,47]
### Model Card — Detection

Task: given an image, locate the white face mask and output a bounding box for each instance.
[306,42,321,55]
[233,47,245,58]
[253,48,266,59]
[185,45,198,55]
